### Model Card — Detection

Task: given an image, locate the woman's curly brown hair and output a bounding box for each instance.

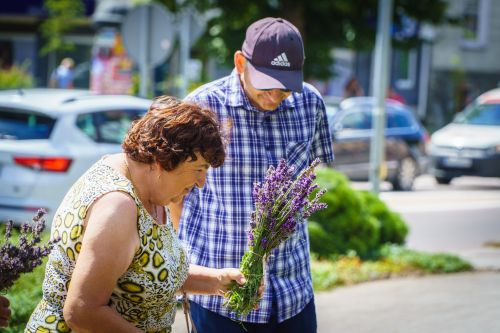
[122,95,226,171]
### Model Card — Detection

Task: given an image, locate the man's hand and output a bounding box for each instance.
[0,295,11,327]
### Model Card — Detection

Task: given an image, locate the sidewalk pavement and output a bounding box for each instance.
[315,271,500,333]
[172,271,500,333]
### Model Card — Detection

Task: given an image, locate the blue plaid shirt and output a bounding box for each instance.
[179,70,334,323]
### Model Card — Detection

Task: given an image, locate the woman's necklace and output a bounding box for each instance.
[149,200,159,221]
[124,157,159,222]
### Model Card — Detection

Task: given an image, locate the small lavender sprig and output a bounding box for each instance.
[0,209,57,292]
[224,158,327,317]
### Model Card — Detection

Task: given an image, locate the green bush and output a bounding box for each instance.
[0,63,34,89]
[358,190,408,245]
[308,168,408,259]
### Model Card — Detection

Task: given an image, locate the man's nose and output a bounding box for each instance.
[267,90,288,103]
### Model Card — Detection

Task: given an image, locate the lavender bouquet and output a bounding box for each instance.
[224,158,327,317]
[0,209,56,292]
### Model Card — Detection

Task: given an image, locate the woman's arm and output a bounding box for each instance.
[63,192,142,333]
[181,265,246,296]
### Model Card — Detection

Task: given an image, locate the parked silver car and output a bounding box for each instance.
[0,89,151,225]
[428,88,500,184]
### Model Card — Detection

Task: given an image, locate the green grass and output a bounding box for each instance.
[311,245,473,291]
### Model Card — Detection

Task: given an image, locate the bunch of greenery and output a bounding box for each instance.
[224,159,327,317]
[308,168,408,259]
[0,211,55,333]
[2,263,45,333]
[0,210,56,292]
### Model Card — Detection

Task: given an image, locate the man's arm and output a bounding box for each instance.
[311,94,335,165]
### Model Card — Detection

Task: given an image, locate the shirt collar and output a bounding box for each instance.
[225,69,296,112]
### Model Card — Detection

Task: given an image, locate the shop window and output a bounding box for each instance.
[394,48,417,90]
[461,0,489,49]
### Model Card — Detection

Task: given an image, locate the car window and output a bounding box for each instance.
[0,108,56,140]
[340,111,372,130]
[76,109,146,144]
[387,111,413,128]
[456,103,500,126]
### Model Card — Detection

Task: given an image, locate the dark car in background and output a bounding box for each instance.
[428,88,500,184]
[326,97,429,191]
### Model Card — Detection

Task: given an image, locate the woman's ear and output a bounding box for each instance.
[153,162,163,180]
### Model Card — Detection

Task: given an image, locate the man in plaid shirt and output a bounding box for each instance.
[175,17,334,332]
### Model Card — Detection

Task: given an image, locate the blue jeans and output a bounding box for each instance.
[189,298,317,333]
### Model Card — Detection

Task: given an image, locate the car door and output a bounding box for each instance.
[331,109,372,180]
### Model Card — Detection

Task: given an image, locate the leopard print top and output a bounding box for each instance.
[26,158,189,333]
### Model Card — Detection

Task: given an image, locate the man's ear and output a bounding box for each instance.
[234,51,246,75]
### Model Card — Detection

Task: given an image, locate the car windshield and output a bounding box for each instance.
[76,109,146,144]
[0,109,56,140]
[455,103,500,126]
[340,105,415,130]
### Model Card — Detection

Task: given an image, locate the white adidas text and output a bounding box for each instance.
[271,60,290,67]
[271,53,291,67]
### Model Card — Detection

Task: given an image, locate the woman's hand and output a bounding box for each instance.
[213,268,246,296]
[217,269,266,299]
[183,265,265,297]
[0,295,11,327]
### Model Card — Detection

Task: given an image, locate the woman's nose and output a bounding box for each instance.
[195,171,207,188]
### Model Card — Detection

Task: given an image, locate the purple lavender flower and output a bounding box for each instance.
[0,209,57,292]
[225,158,328,316]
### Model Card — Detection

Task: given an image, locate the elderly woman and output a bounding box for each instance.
[26,96,244,332]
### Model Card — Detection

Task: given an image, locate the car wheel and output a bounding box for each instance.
[435,176,452,185]
[391,157,418,191]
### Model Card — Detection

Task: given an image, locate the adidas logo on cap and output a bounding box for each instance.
[271,52,291,67]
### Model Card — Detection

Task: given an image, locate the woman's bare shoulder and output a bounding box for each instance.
[84,191,137,229]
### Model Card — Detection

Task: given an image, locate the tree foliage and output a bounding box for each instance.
[188,0,449,79]
[42,0,449,80]
[40,0,86,55]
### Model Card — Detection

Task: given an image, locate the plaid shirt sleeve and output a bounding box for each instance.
[179,72,334,323]
[309,88,335,165]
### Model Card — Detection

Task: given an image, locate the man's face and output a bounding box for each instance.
[236,53,292,111]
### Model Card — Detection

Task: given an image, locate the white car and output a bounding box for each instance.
[429,88,500,184]
[0,89,151,225]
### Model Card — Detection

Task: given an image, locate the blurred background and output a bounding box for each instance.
[1,0,499,131]
[2,2,500,332]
